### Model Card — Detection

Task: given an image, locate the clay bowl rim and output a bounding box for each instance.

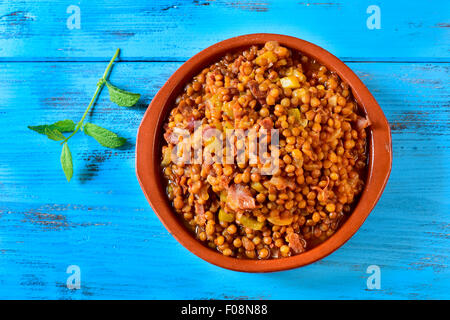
[136,33,392,273]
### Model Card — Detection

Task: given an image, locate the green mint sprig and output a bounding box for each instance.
[28,48,141,182]
[28,119,76,135]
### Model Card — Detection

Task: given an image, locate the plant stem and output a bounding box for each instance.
[61,48,120,144]
[102,48,120,80]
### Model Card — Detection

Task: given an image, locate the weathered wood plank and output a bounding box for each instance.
[0,0,448,61]
[0,61,449,299]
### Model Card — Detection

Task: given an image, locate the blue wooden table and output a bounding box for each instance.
[0,0,449,299]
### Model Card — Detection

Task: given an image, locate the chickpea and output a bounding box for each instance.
[312,212,321,223]
[263,236,272,245]
[274,238,284,247]
[216,236,225,246]
[199,232,207,241]
[223,165,233,176]
[281,98,291,107]
[283,154,292,164]
[344,139,356,149]
[292,149,302,159]
[206,222,215,235]
[233,238,242,248]
[253,236,262,246]
[227,224,237,234]
[310,97,321,108]
[174,196,184,209]
[259,107,270,117]
[326,203,336,213]
[256,193,266,203]
[266,95,276,105]
[269,88,280,98]
[280,245,290,256]
[223,248,232,256]
[251,172,261,182]
[312,123,321,132]
[286,136,296,145]
[258,248,269,259]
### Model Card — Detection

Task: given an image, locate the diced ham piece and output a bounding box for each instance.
[216,175,231,190]
[227,87,239,96]
[205,98,215,114]
[227,184,256,212]
[195,203,206,226]
[231,56,244,74]
[247,80,266,99]
[247,80,267,105]
[164,130,178,144]
[288,232,306,254]
[259,117,273,130]
[311,176,330,202]
[269,176,296,191]
[178,103,193,117]
[164,127,188,144]
[232,102,244,119]
[185,115,196,132]
[202,125,217,140]
[355,115,371,130]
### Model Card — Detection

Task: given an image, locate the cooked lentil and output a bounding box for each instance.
[161,41,369,259]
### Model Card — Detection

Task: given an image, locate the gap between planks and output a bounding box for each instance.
[0,59,449,63]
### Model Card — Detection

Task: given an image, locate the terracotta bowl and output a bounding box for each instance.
[136,34,392,272]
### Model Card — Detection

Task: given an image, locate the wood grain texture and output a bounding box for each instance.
[0,61,449,299]
[0,0,449,61]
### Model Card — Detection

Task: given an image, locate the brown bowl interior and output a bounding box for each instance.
[136,34,392,272]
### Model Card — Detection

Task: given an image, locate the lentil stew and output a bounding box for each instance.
[160,41,369,260]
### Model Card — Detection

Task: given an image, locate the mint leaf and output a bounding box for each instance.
[28,119,76,135]
[28,125,49,134]
[105,81,141,107]
[52,120,76,132]
[44,127,65,141]
[61,143,73,182]
[83,122,126,148]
